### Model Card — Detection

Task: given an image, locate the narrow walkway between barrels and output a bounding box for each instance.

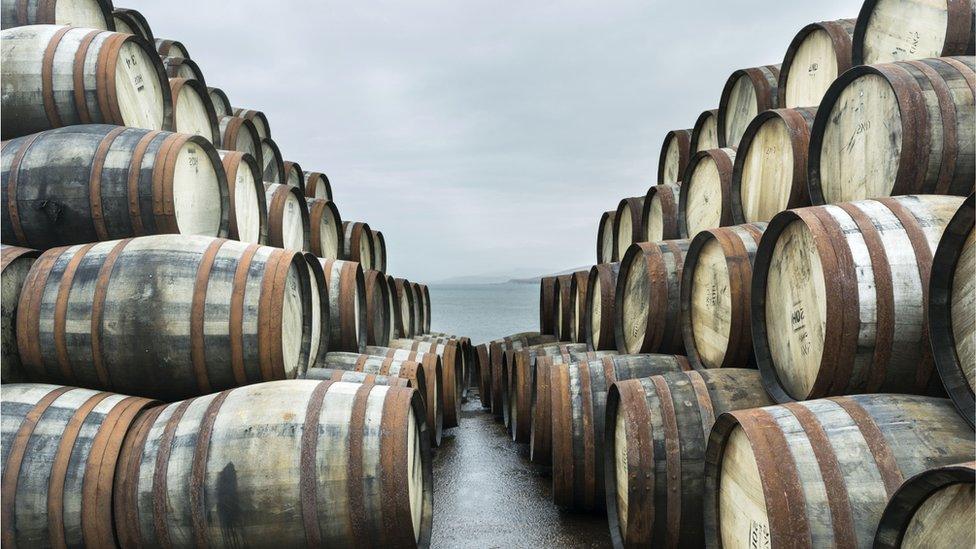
[430,395,610,548]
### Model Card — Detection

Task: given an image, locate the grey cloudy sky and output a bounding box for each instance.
[127,0,861,282]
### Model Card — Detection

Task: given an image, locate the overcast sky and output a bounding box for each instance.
[127,0,861,282]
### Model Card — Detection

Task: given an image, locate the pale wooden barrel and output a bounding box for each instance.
[567,269,589,343]
[393,278,416,339]
[691,109,720,153]
[114,380,433,548]
[658,129,693,184]
[373,230,388,273]
[283,160,305,192]
[586,262,619,351]
[1,245,38,382]
[550,354,690,510]
[2,125,229,248]
[752,195,965,403]
[718,64,781,148]
[553,274,573,341]
[419,284,432,334]
[111,8,151,41]
[1,0,113,29]
[616,240,689,355]
[16,235,314,399]
[731,107,817,223]
[876,461,976,548]
[207,86,232,116]
[641,183,682,242]
[217,114,262,168]
[416,334,471,396]
[854,0,976,65]
[162,56,205,86]
[779,19,856,108]
[305,171,332,200]
[308,198,342,259]
[809,57,976,204]
[1,25,170,139]
[154,37,188,59]
[929,194,975,426]
[343,221,375,270]
[507,342,586,442]
[304,368,410,389]
[606,369,772,547]
[678,147,737,238]
[233,107,270,138]
[264,182,310,251]
[260,136,285,184]
[597,210,616,263]
[680,224,766,370]
[539,276,557,335]
[1,383,156,547]
[302,252,328,374]
[390,338,462,428]
[411,282,424,336]
[320,258,367,353]
[217,150,268,245]
[365,269,392,347]
[704,395,974,549]
[487,332,554,418]
[308,353,426,398]
[614,196,645,263]
[168,77,218,143]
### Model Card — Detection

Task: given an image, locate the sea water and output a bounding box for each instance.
[428,282,539,345]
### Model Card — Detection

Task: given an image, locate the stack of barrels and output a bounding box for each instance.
[0,4,463,548]
[480,0,976,545]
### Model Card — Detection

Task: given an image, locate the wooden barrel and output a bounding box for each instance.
[417,334,471,395]
[264,182,310,251]
[731,107,817,223]
[641,183,682,243]
[1,25,171,139]
[615,240,689,354]
[358,348,446,446]
[17,235,314,399]
[680,224,766,370]
[1,0,113,29]
[717,64,781,148]
[319,258,367,353]
[2,125,229,248]
[390,338,462,428]
[540,276,557,335]
[597,210,617,263]
[614,196,646,263]
[1,245,38,382]
[111,8,152,42]
[260,136,285,184]
[691,109,720,153]
[704,394,974,548]
[876,461,976,548]
[154,38,188,59]
[365,269,392,347]
[233,107,270,139]
[343,221,375,270]
[779,19,856,108]
[218,115,262,168]
[809,57,976,205]
[307,198,342,259]
[384,274,398,340]
[411,282,425,336]
[658,129,693,185]
[309,353,427,399]
[678,148,737,238]
[169,77,218,143]
[162,56,205,86]
[283,160,305,192]
[114,380,433,548]
[586,263,619,351]
[752,195,965,403]
[305,172,332,200]
[420,284,432,334]
[218,150,268,245]
[567,270,589,343]
[930,194,975,426]
[508,342,586,443]
[372,230,388,273]
[854,0,976,65]
[207,86,232,117]
[476,343,491,407]
[550,354,690,510]
[553,274,573,341]
[606,369,773,547]
[1,383,156,547]
[304,368,410,389]
[393,277,416,339]
[302,252,328,374]
[488,332,553,418]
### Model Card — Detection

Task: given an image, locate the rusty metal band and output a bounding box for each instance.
[157,135,191,232]
[16,247,63,379]
[256,249,282,381]
[53,243,96,383]
[941,57,976,93]
[354,354,369,370]
[711,228,750,367]
[662,240,687,351]
[379,387,414,547]
[884,64,928,195]
[909,60,958,195]
[267,185,286,246]
[339,263,358,349]
[674,355,691,372]
[578,360,597,508]
[93,32,116,124]
[228,244,259,385]
[617,380,655,545]
[346,383,374,547]
[151,399,194,548]
[0,246,37,272]
[189,390,231,547]
[89,126,128,240]
[380,357,395,375]
[7,133,44,246]
[114,404,165,548]
[300,381,333,547]
[102,34,127,124]
[267,250,293,379]
[650,376,682,547]
[41,26,73,128]
[190,239,226,394]
[550,364,573,505]
[684,369,715,432]
[125,130,159,236]
[944,4,975,62]
[89,238,132,389]
[830,396,904,496]
[150,134,180,232]
[783,402,857,548]
[72,30,101,124]
[642,243,668,352]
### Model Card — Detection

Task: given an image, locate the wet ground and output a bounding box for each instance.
[431,395,611,548]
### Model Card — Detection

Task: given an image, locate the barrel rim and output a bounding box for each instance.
[851,0,975,65]
[302,251,330,367]
[371,229,388,273]
[364,268,392,347]
[553,273,573,342]
[218,149,269,244]
[169,133,231,238]
[260,136,286,185]
[614,243,647,354]
[115,31,175,132]
[778,19,856,108]
[613,196,644,263]
[690,108,719,153]
[169,76,220,144]
[307,197,343,259]
[162,56,206,87]
[303,171,333,201]
[217,115,262,167]
[207,86,233,117]
[656,129,692,185]
[233,108,272,140]
[567,269,590,344]
[717,66,780,147]
[283,160,306,194]
[539,276,557,336]
[678,148,736,238]
[597,210,616,263]
[155,38,189,59]
[640,183,681,242]
[266,183,310,251]
[585,263,617,351]
[112,8,153,42]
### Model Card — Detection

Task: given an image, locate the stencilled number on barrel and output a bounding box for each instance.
[706,283,718,308]
[187,148,199,173]
[792,304,811,355]
[845,120,871,154]
[891,30,921,58]
[749,521,770,549]
[125,54,146,92]
[807,62,819,76]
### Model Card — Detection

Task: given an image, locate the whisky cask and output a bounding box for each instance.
[753,195,965,402]
[641,183,681,242]
[929,194,975,425]
[365,269,392,347]
[1,383,156,547]
[658,129,693,185]
[373,230,388,273]
[779,19,856,108]
[168,77,218,143]
[308,353,427,404]
[731,107,817,223]
[304,171,332,200]
[217,115,261,168]
[539,276,557,335]
[393,278,416,340]
[876,461,976,548]
[553,274,573,341]
[282,160,305,192]
[704,395,974,549]
[1,25,171,139]
[681,224,766,370]
[585,263,619,351]
[476,343,490,407]
[390,338,462,428]
[854,0,976,65]
[550,354,690,510]
[606,369,772,547]
[507,342,586,443]
[1,246,39,382]
[691,109,720,153]
[615,240,689,355]
[260,136,285,184]
[2,125,229,248]
[385,274,398,340]
[303,368,410,388]
[809,57,975,204]
[16,235,315,400]
[718,64,780,147]
[359,348,446,446]
[678,147,737,238]
[343,221,374,270]
[154,38,187,59]
[232,107,270,139]
[614,196,646,262]
[161,56,204,86]
[410,283,424,338]
[419,284,432,334]
[264,182,310,251]
[111,8,151,42]
[1,0,113,30]
[302,252,328,374]
[598,210,617,263]
[114,380,433,548]
[207,86,232,117]
[217,150,268,244]
[567,269,589,343]
[307,198,342,259]
[319,258,367,353]
[488,332,554,418]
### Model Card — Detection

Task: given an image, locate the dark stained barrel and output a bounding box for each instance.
[393,278,416,340]
[678,147,737,238]
[1,246,39,382]
[217,150,268,245]
[567,270,589,343]
[658,129,693,185]
[169,77,219,143]
[282,160,305,192]
[1,0,114,29]
[264,182,310,251]
[2,125,230,249]
[614,196,646,263]
[507,342,586,443]
[615,241,689,354]
[539,276,557,335]
[373,230,388,273]
[307,198,342,259]
[413,282,428,335]
[260,136,285,185]
[232,107,270,139]
[420,284,432,334]
[154,38,188,58]
[411,282,424,336]
[876,461,976,548]
[718,64,781,148]
[779,19,856,108]
[691,109,720,153]
[854,0,976,65]
[553,274,573,341]
[586,263,619,351]
[218,115,262,168]
[597,210,617,263]
[641,183,682,243]
[161,56,205,86]
[207,86,232,117]
[365,269,392,347]
[343,221,375,270]
[319,258,367,353]
[305,171,332,200]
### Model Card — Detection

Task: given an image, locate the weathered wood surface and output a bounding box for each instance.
[718,64,780,148]
[282,160,305,193]
[218,150,268,245]
[658,129,693,185]
[392,277,415,340]
[854,0,976,65]
[1,0,113,30]
[597,210,617,263]
[679,147,737,239]
[343,221,375,271]
[614,196,646,264]
[487,332,554,418]
[232,107,270,139]
[364,269,392,347]
[389,338,462,428]
[304,171,332,200]
[260,136,285,185]
[112,8,152,42]
[264,182,310,251]
[302,252,328,375]
[207,86,232,117]
[553,274,573,342]
[567,270,589,344]
[539,276,557,335]
[169,77,219,143]
[307,198,342,259]
[218,115,262,168]
[372,230,388,273]
[161,56,205,86]
[506,342,586,443]
[691,109,720,153]
[586,263,619,351]
[876,461,976,548]
[615,240,689,355]
[642,183,682,243]
[1,245,38,382]
[154,38,188,59]
[319,258,367,353]
[779,19,856,108]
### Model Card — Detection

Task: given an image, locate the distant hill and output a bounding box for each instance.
[508,266,591,284]
[429,266,590,285]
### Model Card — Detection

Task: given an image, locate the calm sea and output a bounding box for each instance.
[427,282,539,345]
